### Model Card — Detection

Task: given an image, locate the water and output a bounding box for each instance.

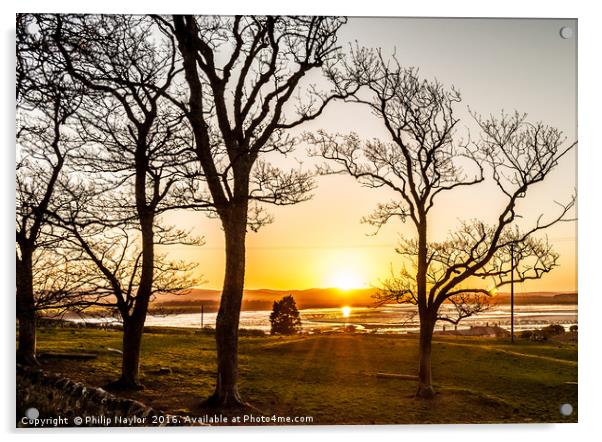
[74,303,577,334]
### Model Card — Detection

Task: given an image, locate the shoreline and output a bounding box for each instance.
[39,302,578,337]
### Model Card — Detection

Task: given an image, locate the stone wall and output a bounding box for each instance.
[16,365,203,427]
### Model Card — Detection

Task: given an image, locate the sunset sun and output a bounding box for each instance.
[330,271,363,291]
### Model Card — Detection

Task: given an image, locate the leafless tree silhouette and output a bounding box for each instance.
[38,14,202,389]
[165,14,357,407]
[16,14,85,365]
[375,267,492,329]
[52,199,199,329]
[308,50,576,398]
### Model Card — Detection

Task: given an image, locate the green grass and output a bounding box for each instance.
[34,327,577,424]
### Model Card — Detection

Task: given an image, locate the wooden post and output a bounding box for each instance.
[201,303,204,329]
[511,244,515,344]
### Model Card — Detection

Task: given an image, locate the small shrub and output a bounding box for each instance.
[531,331,547,341]
[542,324,565,337]
[569,325,578,332]
[519,330,533,339]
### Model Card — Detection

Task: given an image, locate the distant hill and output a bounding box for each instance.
[151,287,377,313]
[150,288,577,313]
[492,291,577,305]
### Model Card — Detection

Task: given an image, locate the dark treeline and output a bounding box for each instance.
[16,14,575,405]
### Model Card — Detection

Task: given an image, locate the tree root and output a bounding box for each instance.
[415,383,436,399]
[204,390,263,413]
[104,377,145,391]
[16,352,40,367]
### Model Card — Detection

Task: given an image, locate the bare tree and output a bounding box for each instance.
[32,257,87,315]
[44,14,200,389]
[375,265,492,331]
[308,52,576,398]
[53,195,198,329]
[16,14,83,365]
[166,15,356,407]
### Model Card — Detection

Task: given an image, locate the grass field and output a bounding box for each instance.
[34,327,577,425]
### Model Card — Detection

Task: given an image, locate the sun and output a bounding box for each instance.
[341,306,352,318]
[330,271,363,291]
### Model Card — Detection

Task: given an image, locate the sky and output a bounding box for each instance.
[161,17,577,293]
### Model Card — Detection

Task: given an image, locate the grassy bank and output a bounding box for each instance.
[33,327,577,424]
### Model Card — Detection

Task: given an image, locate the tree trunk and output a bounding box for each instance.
[414,217,436,398]
[109,218,154,390]
[108,317,146,390]
[17,312,37,366]
[416,314,437,399]
[207,215,247,408]
[16,248,39,366]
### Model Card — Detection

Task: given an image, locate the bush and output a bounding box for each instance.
[569,325,578,332]
[530,330,547,341]
[542,324,565,337]
[269,295,302,335]
[519,330,533,339]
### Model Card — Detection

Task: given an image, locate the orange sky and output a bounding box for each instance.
[160,17,577,293]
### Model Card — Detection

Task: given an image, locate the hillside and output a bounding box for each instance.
[150,288,577,313]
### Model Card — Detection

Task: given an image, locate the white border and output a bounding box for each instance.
[2,1,601,441]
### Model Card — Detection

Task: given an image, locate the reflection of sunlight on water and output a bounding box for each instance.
[72,303,578,334]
